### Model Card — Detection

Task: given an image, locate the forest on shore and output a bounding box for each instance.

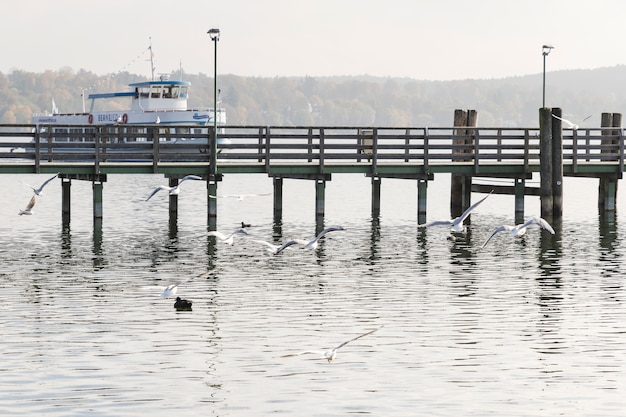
[2,65,626,128]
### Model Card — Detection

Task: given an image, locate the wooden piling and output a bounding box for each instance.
[539,108,553,219]
[371,176,381,218]
[514,178,525,223]
[92,181,103,220]
[315,179,325,219]
[273,177,283,222]
[450,109,477,218]
[551,107,563,218]
[417,179,428,224]
[168,177,178,221]
[598,112,621,211]
[207,179,218,229]
[61,178,71,222]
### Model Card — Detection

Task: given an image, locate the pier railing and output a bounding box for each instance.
[0,124,624,175]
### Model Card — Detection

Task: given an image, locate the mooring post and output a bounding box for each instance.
[61,178,71,222]
[168,177,179,222]
[417,179,428,224]
[315,179,325,219]
[92,180,103,220]
[273,176,283,223]
[450,109,467,217]
[539,107,553,219]
[598,112,621,211]
[551,107,564,218]
[371,176,381,218]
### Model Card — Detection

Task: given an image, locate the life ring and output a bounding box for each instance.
[88,114,93,124]
[122,113,128,124]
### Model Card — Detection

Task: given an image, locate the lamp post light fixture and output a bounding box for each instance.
[542,44,554,108]
[208,28,220,176]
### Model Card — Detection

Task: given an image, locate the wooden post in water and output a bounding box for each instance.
[450,109,477,218]
[273,177,283,222]
[92,180,103,220]
[315,179,325,219]
[61,178,71,222]
[598,112,621,211]
[168,177,178,222]
[514,178,525,223]
[539,107,553,219]
[207,179,218,230]
[551,107,563,218]
[417,179,428,224]
[371,176,381,218]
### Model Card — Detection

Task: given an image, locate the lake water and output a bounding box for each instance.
[1,172,625,416]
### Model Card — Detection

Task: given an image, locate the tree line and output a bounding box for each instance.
[2,65,626,128]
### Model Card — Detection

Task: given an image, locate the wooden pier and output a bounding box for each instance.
[0,108,623,226]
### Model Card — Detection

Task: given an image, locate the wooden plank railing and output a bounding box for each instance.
[0,124,624,175]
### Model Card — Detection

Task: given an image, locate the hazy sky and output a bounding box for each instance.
[2,0,626,81]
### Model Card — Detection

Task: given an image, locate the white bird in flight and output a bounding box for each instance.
[145,175,203,201]
[480,216,555,249]
[418,191,493,232]
[19,195,36,215]
[208,192,271,201]
[253,239,300,255]
[161,282,181,298]
[22,173,58,196]
[552,114,592,130]
[291,226,346,250]
[279,325,384,363]
[207,228,249,245]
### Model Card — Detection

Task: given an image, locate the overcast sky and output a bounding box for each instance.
[2,0,625,81]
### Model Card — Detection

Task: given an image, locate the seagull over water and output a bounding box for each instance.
[145,175,203,201]
[279,325,384,363]
[22,173,59,196]
[19,195,36,216]
[291,226,346,250]
[552,114,592,130]
[480,216,555,249]
[207,228,249,245]
[253,239,300,255]
[418,191,493,232]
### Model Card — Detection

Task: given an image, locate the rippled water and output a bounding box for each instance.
[1,173,626,416]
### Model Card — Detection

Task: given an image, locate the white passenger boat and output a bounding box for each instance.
[32,75,226,144]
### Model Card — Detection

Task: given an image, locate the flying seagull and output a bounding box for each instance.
[22,173,59,196]
[289,226,347,250]
[208,192,271,201]
[552,114,592,130]
[418,191,493,232]
[207,228,249,245]
[480,216,555,249]
[278,325,384,363]
[253,239,301,255]
[145,175,203,201]
[19,195,36,216]
[161,282,182,298]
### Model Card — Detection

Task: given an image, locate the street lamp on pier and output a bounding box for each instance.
[208,28,220,176]
[542,44,554,108]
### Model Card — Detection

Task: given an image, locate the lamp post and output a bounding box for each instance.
[542,44,554,108]
[208,28,220,176]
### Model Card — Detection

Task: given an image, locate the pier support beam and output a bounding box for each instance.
[371,176,381,218]
[417,179,428,225]
[273,177,283,223]
[207,179,219,230]
[539,107,554,219]
[168,177,179,220]
[315,179,326,220]
[92,181,103,220]
[62,178,71,223]
[514,178,525,223]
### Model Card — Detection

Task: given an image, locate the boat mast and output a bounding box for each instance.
[149,37,155,81]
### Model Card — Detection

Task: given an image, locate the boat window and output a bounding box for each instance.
[151,86,161,98]
[179,86,188,99]
[138,87,149,98]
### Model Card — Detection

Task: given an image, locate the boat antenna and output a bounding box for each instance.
[149,37,156,81]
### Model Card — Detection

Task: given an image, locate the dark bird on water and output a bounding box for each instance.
[174,297,193,311]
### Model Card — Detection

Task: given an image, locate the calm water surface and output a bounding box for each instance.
[1,173,625,416]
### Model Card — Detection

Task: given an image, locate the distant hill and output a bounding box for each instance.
[2,65,625,127]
